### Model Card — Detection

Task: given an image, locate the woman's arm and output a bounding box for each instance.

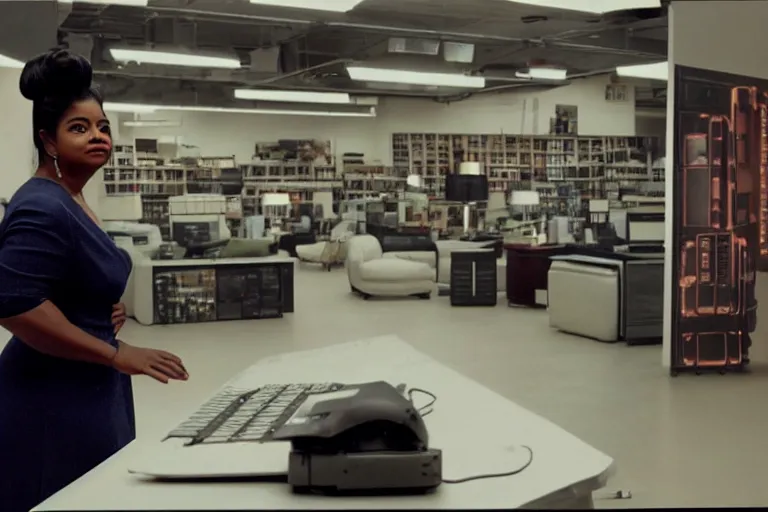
[0,302,117,365]
[0,197,115,365]
[0,197,187,381]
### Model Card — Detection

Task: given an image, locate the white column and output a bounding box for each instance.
[0,67,34,200]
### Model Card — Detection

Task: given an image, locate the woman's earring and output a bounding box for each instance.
[53,157,62,179]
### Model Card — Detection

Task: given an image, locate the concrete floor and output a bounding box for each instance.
[4,264,768,508]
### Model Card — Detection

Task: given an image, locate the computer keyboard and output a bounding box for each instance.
[166,383,345,446]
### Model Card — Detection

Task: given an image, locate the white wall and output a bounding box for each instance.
[663,0,768,368]
[0,67,34,199]
[120,75,637,164]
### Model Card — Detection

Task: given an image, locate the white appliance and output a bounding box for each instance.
[168,195,231,246]
[103,222,163,319]
[102,221,164,258]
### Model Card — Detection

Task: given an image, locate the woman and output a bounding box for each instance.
[0,49,189,512]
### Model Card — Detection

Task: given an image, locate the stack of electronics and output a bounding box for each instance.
[216,265,283,320]
[152,265,283,325]
[153,269,218,324]
[136,381,443,495]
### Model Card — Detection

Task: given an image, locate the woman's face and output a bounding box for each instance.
[46,97,113,173]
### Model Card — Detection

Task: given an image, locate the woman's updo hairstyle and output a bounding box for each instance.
[19,48,103,160]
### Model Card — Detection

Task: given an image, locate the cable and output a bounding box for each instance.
[407,387,437,418]
[441,445,534,484]
[405,387,533,483]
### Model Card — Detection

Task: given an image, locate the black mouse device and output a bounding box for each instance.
[271,381,443,495]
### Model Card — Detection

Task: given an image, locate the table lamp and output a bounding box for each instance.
[509,190,540,220]
[509,190,543,240]
[588,199,610,224]
[261,193,291,224]
[445,162,489,234]
[406,174,424,190]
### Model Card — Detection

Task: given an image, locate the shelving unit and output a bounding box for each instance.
[102,150,241,240]
[392,133,664,217]
[342,165,407,202]
[239,160,342,217]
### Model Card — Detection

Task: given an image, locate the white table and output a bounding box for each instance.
[35,336,614,511]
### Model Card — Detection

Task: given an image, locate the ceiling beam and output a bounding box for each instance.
[546,30,667,57]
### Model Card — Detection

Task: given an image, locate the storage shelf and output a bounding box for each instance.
[392,133,664,215]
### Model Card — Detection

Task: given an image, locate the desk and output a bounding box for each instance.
[133,256,295,326]
[505,244,569,307]
[35,336,614,511]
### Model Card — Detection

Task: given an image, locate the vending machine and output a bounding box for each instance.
[673,70,762,374]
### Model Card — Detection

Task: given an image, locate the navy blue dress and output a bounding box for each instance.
[0,178,135,512]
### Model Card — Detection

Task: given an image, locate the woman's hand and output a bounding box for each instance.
[112,303,127,334]
[112,341,189,384]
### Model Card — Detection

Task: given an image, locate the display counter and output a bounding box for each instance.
[133,256,295,325]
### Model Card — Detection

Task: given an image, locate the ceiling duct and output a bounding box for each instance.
[63,33,94,62]
[150,18,197,47]
[388,37,440,56]
[249,47,280,74]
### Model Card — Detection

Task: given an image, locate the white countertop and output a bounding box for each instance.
[137,255,296,268]
[35,335,614,511]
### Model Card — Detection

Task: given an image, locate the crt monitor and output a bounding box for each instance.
[626,211,665,244]
[171,221,218,246]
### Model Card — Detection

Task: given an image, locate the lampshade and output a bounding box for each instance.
[589,199,610,213]
[510,190,540,206]
[445,174,488,202]
[458,161,482,176]
[406,174,423,188]
[261,193,291,207]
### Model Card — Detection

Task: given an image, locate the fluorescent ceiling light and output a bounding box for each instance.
[58,0,148,5]
[249,0,363,12]
[103,102,158,113]
[0,53,24,69]
[347,66,485,89]
[110,48,241,69]
[616,61,668,81]
[123,120,181,128]
[516,68,567,81]
[507,0,660,14]
[234,89,351,104]
[104,102,376,117]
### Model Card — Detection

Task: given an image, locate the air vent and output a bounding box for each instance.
[388,37,440,56]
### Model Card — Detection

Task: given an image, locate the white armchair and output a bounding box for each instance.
[346,234,435,300]
[296,220,356,270]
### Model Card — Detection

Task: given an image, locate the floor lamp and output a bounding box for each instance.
[446,162,489,235]
[262,192,292,231]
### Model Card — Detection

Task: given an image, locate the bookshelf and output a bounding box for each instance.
[342,165,408,202]
[239,160,342,217]
[392,133,664,216]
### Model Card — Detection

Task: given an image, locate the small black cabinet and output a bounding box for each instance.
[450,249,497,306]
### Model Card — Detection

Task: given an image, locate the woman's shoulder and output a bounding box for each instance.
[5,178,73,221]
